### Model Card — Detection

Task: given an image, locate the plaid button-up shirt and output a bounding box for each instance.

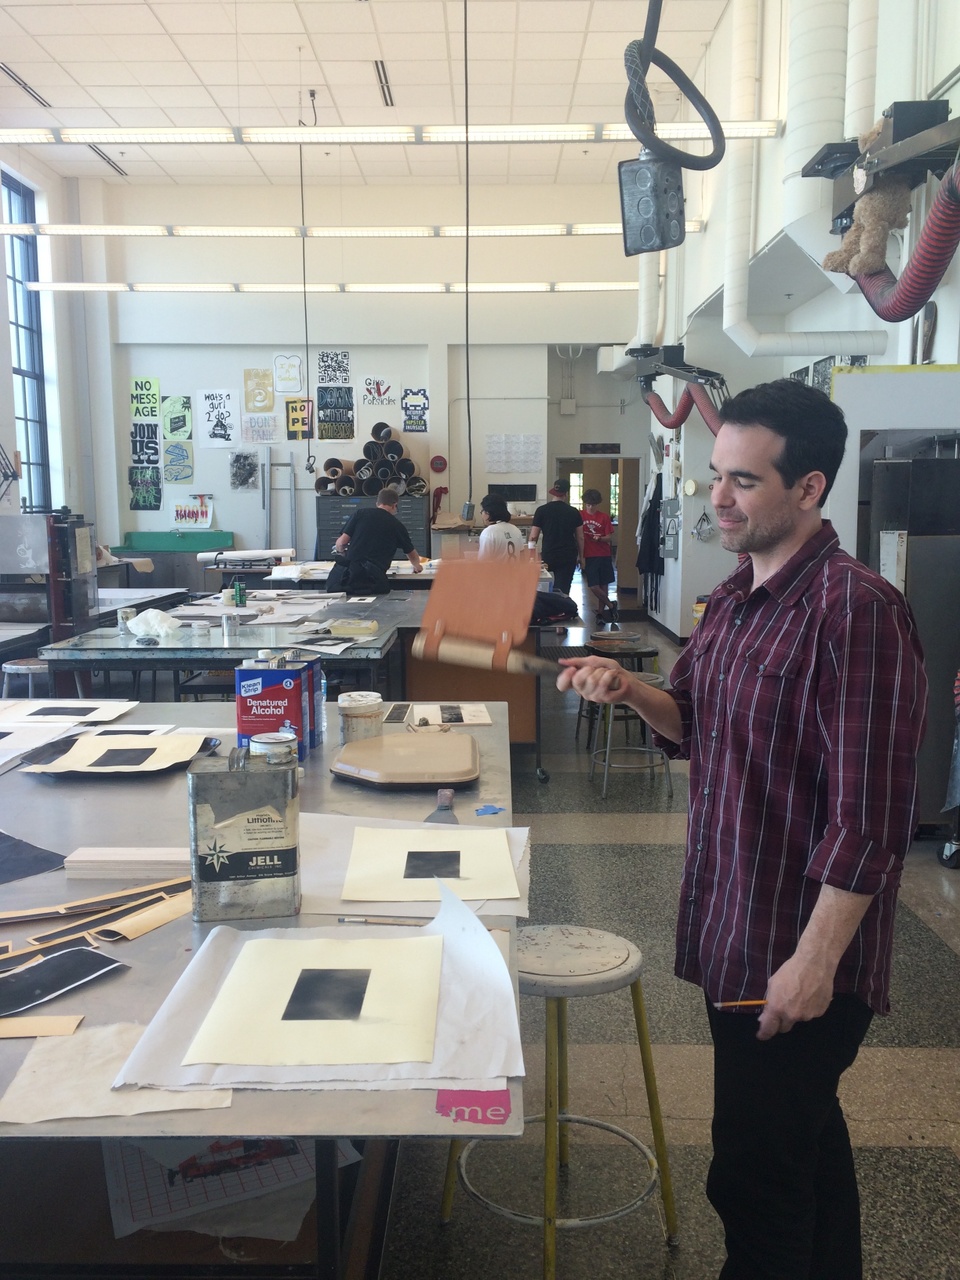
[658,523,927,1014]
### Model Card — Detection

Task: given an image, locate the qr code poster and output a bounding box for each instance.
[402,387,429,433]
[317,349,350,385]
[196,389,239,448]
[316,385,355,440]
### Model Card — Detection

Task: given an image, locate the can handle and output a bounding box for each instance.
[228,746,249,771]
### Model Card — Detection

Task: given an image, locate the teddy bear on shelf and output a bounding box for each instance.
[822,121,913,277]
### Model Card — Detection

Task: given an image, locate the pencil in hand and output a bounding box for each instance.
[713,999,768,1009]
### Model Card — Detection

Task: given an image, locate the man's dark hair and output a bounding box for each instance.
[582,488,602,506]
[376,488,399,507]
[480,494,511,523]
[717,379,848,505]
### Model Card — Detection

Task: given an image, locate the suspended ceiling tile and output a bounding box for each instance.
[102,32,184,60]
[326,85,384,108]
[377,33,450,61]
[235,2,307,34]
[86,84,158,107]
[514,60,581,85]
[238,32,322,61]
[457,60,512,86]
[5,61,81,87]
[306,33,381,61]
[445,0,513,33]
[104,106,175,125]
[46,107,121,126]
[463,32,516,60]
[146,85,218,107]
[572,88,629,113]
[132,63,204,88]
[372,2,448,34]
[515,31,584,60]
[2,5,97,35]
[207,84,275,107]
[0,33,51,60]
[388,61,452,86]
[33,34,117,60]
[513,85,574,108]
[163,107,234,126]
[582,31,636,60]
[77,5,168,34]
[298,2,376,35]
[659,2,727,30]
[65,63,142,86]
[319,61,378,86]
[149,4,236,36]
[185,60,264,85]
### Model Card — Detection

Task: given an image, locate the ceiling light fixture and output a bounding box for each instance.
[2,221,705,241]
[374,60,394,108]
[172,225,302,237]
[27,279,647,294]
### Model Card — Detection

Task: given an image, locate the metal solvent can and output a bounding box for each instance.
[188,746,300,922]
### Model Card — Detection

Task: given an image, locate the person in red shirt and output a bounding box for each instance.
[556,380,927,1280]
[580,488,617,625]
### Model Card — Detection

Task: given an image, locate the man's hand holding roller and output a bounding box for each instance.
[556,655,683,745]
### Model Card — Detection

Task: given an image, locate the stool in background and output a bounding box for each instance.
[2,658,84,699]
[441,925,679,1279]
[589,671,673,800]
[575,640,660,744]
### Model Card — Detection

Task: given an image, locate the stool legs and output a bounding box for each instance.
[557,997,570,1168]
[629,977,679,1244]
[543,996,560,1280]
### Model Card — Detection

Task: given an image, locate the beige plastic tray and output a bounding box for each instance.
[329,731,480,787]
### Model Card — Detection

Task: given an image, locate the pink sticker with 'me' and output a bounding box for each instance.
[435,1089,511,1125]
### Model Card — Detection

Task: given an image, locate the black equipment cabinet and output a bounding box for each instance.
[315,494,430,560]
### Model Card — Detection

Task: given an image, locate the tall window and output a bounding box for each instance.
[3,173,50,511]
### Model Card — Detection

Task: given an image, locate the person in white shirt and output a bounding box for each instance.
[477,494,527,559]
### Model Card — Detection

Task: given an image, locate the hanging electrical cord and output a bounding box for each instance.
[298,71,318,475]
[623,0,725,171]
[462,0,474,511]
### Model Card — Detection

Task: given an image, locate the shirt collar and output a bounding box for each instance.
[720,522,840,606]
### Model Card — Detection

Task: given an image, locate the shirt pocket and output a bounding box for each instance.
[743,642,805,681]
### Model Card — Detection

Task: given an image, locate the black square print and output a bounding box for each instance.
[439,705,464,723]
[403,849,461,878]
[29,705,99,717]
[90,747,156,767]
[283,968,371,1020]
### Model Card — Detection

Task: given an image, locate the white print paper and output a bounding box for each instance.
[273,353,303,395]
[343,826,519,903]
[0,699,139,726]
[0,722,75,769]
[412,703,492,726]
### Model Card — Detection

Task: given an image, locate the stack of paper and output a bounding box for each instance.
[64,846,190,881]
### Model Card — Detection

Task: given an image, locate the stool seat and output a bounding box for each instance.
[517,925,643,997]
[2,658,84,699]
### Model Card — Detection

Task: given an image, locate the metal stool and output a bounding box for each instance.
[1,658,84,698]
[441,925,679,1279]
[576,641,660,744]
[589,671,673,800]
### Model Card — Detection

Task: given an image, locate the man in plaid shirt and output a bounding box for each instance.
[558,380,927,1279]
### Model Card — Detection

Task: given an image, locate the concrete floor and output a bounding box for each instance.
[381,584,960,1280]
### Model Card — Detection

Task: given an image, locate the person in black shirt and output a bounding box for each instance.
[528,480,584,594]
[326,489,422,594]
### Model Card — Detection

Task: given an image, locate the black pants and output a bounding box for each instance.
[546,558,577,595]
[705,993,873,1280]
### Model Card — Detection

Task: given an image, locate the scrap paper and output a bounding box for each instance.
[102,1136,315,1239]
[0,947,128,1017]
[0,829,66,884]
[182,934,443,1067]
[0,1015,83,1039]
[20,733,207,775]
[342,826,519,903]
[0,1024,230,1123]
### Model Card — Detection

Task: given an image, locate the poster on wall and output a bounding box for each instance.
[244,368,275,413]
[131,377,160,422]
[241,414,281,444]
[317,349,350,385]
[402,387,429,433]
[273,353,303,395]
[163,439,194,484]
[229,450,260,491]
[285,397,314,440]
[316,385,355,440]
[173,495,214,528]
[130,421,160,467]
[196,389,239,448]
[362,377,397,411]
[129,466,162,511]
[485,432,542,474]
[161,395,192,440]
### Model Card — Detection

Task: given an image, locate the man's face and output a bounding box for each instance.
[709,423,810,557]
